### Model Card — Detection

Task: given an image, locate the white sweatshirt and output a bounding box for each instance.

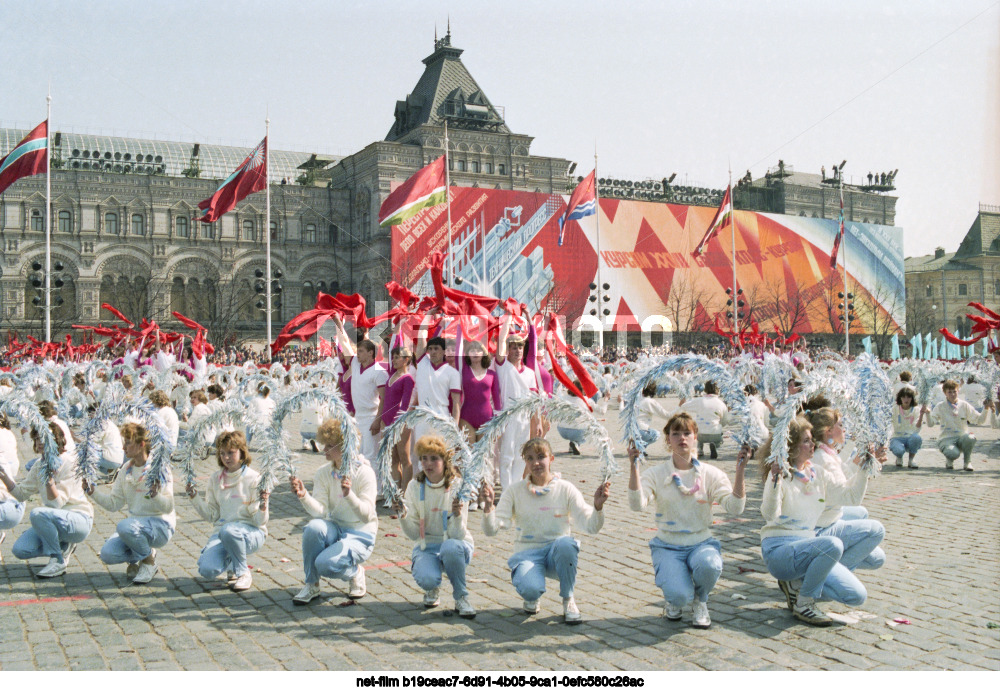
[12,451,94,518]
[191,466,268,534]
[810,444,858,529]
[760,463,868,540]
[629,460,745,546]
[891,405,922,437]
[400,477,472,548]
[0,428,20,479]
[928,399,991,437]
[157,407,180,447]
[482,476,604,553]
[91,461,176,530]
[298,458,377,535]
[679,395,729,436]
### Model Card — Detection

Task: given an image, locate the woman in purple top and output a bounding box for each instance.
[337,354,355,415]
[374,346,415,495]
[459,341,502,443]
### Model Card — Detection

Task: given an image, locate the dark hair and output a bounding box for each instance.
[642,382,657,398]
[895,386,916,406]
[744,383,758,396]
[663,411,698,437]
[899,371,912,382]
[31,422,66,454]
[207,383,225,400]
[427,336,446,350]
[801,393,832,413]
[703,380,717,395]
[463,341,491,368]
[38,400,57,419]
[358,339,378,356]
[215,431,251,469]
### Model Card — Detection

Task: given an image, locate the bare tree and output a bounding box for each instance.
[758,277,812,340]
[854,281,905,358]
[662,273,721,349]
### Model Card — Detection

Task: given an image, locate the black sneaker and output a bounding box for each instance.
[777,580,799,611]
[709,444,718,460]
[569,441,581,456]
[310,439,319,453]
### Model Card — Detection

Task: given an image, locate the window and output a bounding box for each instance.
[203,223,215,240]
[995,279,1000,296]
[497,164,506,175]
[329,224,338,245]
[58,210,71,233]
[455,160,466,172]
[176,216,189,238]
[484,162,493,174]
[131,213,144,236]
[105,212,119,234]
[270,221,278,241]
[305,223,316,243]
[925,285,933,297]
[243,220,255,242]
[470,161,479,173]
[31,210,43,231]
[958,284,968,296]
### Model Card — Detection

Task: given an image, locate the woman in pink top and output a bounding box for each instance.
[459,341,501,443]
[337,353,355,415]
[375,346,415,495]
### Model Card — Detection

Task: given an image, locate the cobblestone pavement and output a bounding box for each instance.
[1,403,998,671]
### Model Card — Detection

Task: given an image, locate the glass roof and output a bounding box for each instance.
[0,128,341,182]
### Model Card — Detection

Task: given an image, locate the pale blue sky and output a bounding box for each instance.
[2,0,997,258]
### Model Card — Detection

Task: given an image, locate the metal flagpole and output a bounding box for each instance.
[265,117,272,354]
[45,90,52,343]
[841,174,849,357]
[444,120,454,286]
[729,167,738,344]
[594,148,604,350]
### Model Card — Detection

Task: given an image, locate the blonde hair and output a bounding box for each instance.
[663,411,698,437]
[520,437,552,459]
[414,435,458,488]
[316,419,343,448]
[806,407,839,444]
[148,390,169,407]
[758,415,812,482]
[215,431,251,469]
[119,422,150,450]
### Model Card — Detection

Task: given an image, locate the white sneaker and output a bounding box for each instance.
[293,583,322,604]
[62,542,77,565]
[894,456,903,467]
[467,501,478,513]
[133,561,159,584]
[908,459,919,469]
[37,557,67,578]
[563,596,582,624]
[348,567,366,599]
[663,604,682,620]
[231,572,253,591]
[692,600,711,628]
[523,598,540,614]
[455,596,476,619]
[963,462,975,472]
[793,596,833,626]
[423,587,440,608]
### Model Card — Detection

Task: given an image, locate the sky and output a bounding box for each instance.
[2,0,997,259]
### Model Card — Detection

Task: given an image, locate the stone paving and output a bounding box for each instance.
[1,403,998,671]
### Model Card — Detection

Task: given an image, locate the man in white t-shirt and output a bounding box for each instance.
[411,335,461,447]
[494,318,538,490]
[332,316,388,463]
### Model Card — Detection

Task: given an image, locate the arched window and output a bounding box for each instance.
[100,275,116,311]
[270,221,278,241]
[243,220,255,242]
[171,277,186,314]
[31,209,43,231]
[305,223,316,243]
[176,216,189,238]
[329,224,339,245]
[58,210,72,233]
[301,281,314,311]
[497,164,506,176]
[131,213,144,236]
[105,212,119,234]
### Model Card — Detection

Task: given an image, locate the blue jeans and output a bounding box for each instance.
[761,535,867,605]
[301,519,375,584]
[649,537,722,607]
[507,536,580,600]
[556,427,586,444]
[412,539,473,599]
[823,506,886,570]
[100,516,174,564]
[11,508,92,562]
[938,434,976,463]
[198,522,266,578]
[0,499,26,530]
[889,433,922,458]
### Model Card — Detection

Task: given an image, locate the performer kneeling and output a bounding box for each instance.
[480,438,609,624]
[400,435,475,618]
[290,419,376,604]
[186,431,268,592]
[84,422,175,584]
[627,412,746,629]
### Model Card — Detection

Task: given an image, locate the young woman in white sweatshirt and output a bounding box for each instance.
[84,422,175,584]
[627,411,746,629]
[480,438,610,624]
[186,431,268,592]
[290,419,377,604]
[399,435,475,618]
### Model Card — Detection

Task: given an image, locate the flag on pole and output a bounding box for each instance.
[830,185,845,268]
[197,137,267,223]
[0,120,48,196]
[557,169,597,246]
[692,184,732,257]
[378,155,447,227]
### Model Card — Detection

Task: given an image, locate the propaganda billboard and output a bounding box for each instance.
[391,186,905,335]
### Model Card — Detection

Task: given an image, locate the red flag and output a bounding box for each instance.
[101,303,134,327]
[378,156,447,227]
[0,120,48,196]
[318,336,333,358]
[197,137,267,223]
[692,185,732,257]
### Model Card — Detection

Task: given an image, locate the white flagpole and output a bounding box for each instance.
[265,117,272,355]
[594,148,604,350]
[444,120,454,286]
[729,168,738,345]
[45,90,52,343]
